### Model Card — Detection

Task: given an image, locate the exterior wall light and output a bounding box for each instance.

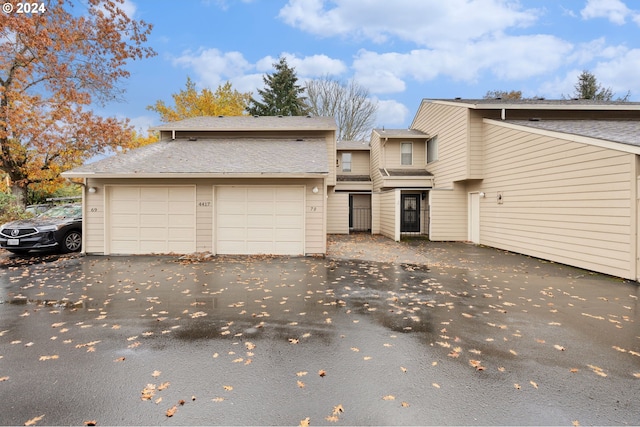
[312,186,319,194]
[479,192,485,198]
[88,187,97,193]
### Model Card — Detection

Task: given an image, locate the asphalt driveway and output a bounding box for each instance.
[0,236,639,425]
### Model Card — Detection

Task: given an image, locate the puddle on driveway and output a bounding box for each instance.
[0,252,639,425]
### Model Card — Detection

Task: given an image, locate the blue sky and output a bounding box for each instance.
[99,0,640,133]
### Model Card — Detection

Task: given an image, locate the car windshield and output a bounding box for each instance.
[38,205,82,219]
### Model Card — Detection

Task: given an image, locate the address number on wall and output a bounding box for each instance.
[198,201,211,207]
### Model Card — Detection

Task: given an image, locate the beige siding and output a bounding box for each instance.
[370,133,383,191]
[196,184,213,252]
[337,150,370,175]
[412,103,469,187]
[383,139,427,170]
[85,178,326,256]
[327,191,349,234]
[305,178,326,255]
[480,122,635,278]
[468,111,484,179]
[379,190,399,241]
[429,186,468,241]
[84,179,105,253]
[371,192,381,234]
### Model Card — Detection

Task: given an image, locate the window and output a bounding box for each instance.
[401,142,412,165]
[342,152,352,172]
[427,136,438,163]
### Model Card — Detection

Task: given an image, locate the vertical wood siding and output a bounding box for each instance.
[370,133,383,191]
[327,191,349,234]
[379,190,399,240]
[481,122,635,278]
[429,186,468,241]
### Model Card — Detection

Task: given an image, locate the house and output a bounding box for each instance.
[62,115,336,256]
[408,98,640,281]
[64,98,640,281]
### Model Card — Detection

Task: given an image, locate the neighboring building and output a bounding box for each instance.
[328,140,372,234]
[62,116,336,256]
[409,98,640,281]
[64,99,640,281]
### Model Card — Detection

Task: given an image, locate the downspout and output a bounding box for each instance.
[501,109,506,120]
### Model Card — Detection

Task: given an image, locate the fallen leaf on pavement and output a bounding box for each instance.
[165,405,177,417]
[24,415,45,426]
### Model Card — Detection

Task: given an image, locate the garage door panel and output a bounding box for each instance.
[140,214,168,227]
[108,186,196,254]
[247,215,274,227]
[247,228,274,241]
[276,201,303,214]
[216,186,304,255]
[169,202,194,214]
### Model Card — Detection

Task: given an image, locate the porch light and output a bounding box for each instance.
[479,192,485,198]
[312,186,319,194]
[88,187,97,193]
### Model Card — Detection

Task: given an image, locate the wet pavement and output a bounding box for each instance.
[0,237,639,426]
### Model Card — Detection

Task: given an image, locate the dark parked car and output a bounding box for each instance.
[0,204,82,254]
[25,203,54,216]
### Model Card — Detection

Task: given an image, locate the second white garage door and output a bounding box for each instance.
[216,186,304,255]
[108,186,196,254]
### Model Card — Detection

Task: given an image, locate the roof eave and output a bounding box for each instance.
[62,172,329,179]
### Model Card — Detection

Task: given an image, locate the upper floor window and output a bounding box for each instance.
[427,136,438,163]
[342,152,352,172]
[401,142,412,165]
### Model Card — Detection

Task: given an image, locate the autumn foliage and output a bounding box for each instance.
[147,77,251,123]
[0,0,155,204]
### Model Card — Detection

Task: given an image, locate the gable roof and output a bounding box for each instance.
[337,140,370,150]
[505,119,640,148]
[63,138,329,178]
[373,129,430,138]
[151,115,337,132]
[423,98,640,111]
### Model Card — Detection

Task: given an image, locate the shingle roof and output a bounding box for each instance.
[506,120,640,147]
[151,115,337,131]
[64,138,329,176]
[374,129,430,138]
[337,140,370,150]
[337,175,371,182]
[428,98,640,109]
[380,169,434,177]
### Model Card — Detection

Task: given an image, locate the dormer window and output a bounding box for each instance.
[342,152,352,172]
[401,142,412,165]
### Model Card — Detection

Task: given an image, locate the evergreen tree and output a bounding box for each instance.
[568,70,629,101]
[247,57,309,116]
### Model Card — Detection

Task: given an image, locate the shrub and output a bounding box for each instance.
[0,192,31,224]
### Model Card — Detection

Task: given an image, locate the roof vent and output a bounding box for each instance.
[188,137,198,141]
[455,97,461,100]
[254,115,259,118]
[218,115,224,118]
[529,118,540,121]
[296,138,304,141]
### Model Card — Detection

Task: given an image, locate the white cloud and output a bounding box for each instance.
[129,115,158,135]
[580,0,633,25]
[374,99,410,128]
[352,34,572,94]
[120,0,137,18]
[279,0,541,47]
[172,48,252,88]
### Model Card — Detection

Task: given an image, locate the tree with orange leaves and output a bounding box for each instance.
[0,0,155,205]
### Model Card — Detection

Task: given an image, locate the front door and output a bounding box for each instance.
[401,194,420,233]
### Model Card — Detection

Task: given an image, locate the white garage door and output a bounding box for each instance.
[108,186,196,254]
[216,186,304,255]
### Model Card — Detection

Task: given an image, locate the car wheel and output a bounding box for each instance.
[61,230,82,253]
